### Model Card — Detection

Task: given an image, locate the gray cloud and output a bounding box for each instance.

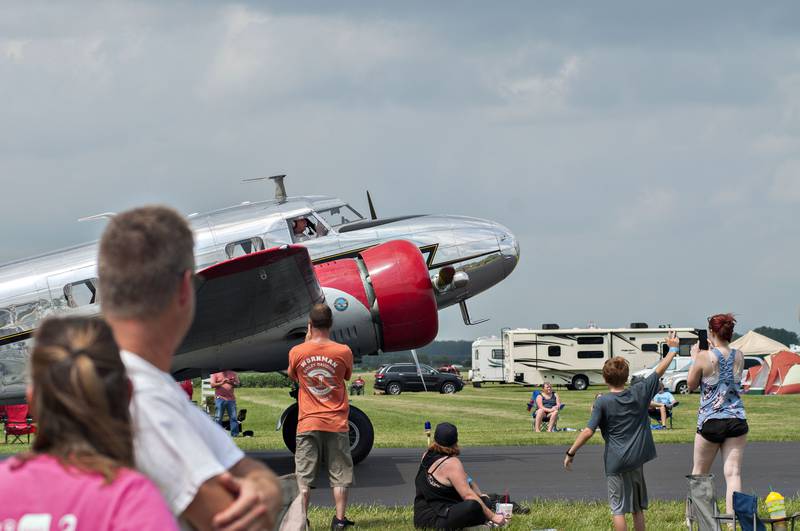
[1,2,799,339]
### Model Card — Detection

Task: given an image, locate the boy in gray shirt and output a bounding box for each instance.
[564,332,680,531]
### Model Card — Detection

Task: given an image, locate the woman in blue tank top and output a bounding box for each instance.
[687,313,748,516]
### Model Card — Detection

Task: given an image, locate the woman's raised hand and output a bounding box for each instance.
[690,342,700,359]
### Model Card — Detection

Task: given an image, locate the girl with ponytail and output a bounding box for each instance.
[0,316,177,529]
[687,313,748,516]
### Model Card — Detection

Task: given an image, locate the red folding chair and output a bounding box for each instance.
[4,404,35,444]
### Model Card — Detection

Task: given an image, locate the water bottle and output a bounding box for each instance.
[766,491,787,530]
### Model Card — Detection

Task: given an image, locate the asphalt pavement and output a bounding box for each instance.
[249,442,800,507]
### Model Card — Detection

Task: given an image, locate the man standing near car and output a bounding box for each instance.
[288,303,354,530]
[211,370,241,437]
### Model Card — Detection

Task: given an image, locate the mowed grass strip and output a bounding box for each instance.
[308,497,800,530]
[2,373,799,454]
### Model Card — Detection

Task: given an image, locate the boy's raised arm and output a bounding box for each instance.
[654,331,680,378]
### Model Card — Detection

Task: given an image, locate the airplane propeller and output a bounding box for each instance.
[366,190,378,220]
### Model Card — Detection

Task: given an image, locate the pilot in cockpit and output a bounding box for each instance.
[291,217,328,242]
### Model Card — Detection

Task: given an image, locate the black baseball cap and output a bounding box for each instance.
[434,422,458,446]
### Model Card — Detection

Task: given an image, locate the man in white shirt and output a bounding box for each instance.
[98,206,281,530]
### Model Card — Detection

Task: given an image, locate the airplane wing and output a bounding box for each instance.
[178,245,323,354]
[0,329,33,348]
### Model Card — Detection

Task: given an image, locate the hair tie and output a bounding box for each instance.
[71,348,90,358]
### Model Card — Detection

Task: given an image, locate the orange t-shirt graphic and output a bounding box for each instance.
[288,341,353,433]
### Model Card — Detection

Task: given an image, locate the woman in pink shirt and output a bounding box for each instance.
[0,316,177,530]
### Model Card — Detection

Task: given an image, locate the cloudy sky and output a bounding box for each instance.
[1,2,799,340]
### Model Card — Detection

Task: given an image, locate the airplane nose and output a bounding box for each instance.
[496,224,519,276]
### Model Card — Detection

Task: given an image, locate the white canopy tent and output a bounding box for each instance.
[731,330,788,357]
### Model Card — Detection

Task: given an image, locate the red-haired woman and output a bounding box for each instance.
[687,313,747,515]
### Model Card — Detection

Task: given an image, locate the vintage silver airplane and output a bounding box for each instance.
[0,175,518,462]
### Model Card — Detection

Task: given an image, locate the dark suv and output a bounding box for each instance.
[374,363,464,395]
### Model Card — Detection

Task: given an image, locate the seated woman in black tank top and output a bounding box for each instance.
[413,423,508,529]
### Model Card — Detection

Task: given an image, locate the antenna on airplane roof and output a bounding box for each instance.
[77,212,116,223]
[242,174,287,204]
[366,190,378,220]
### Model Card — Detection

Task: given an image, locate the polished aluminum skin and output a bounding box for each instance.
[0,193,518,401]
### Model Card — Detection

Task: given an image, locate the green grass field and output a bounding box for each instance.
[308,498,800,530]
[230,373,800,451]
[3,372,800,454]
[3,375,797,529]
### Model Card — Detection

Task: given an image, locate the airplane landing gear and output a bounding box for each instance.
[278,403,375,465]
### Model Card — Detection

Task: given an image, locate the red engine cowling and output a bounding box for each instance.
[314,240,438,353]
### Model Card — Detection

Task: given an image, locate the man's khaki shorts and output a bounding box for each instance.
[295,431,354,488]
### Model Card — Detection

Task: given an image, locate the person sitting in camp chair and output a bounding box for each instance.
[648,382,678,429]
[350,376,365,396]
[528,382,563,432]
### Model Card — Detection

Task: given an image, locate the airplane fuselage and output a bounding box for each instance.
[0,194,518,401]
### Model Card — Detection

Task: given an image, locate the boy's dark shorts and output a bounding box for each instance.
[607,466,648,515]
[698,418,749,444]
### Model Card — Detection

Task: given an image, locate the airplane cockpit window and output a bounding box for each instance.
[289,216,328,243]
[64,278,98,308]
[315,205,364,228]
[225,237,265,259]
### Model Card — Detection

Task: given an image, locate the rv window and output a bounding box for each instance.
[491,349,504,360]
[225,237,265,259]
[548,346,561,357]
[679,338,695,357]
[577,336,604,345]
[64,279,98,308]
[474,350,479,360]
[577,350,604,359]
[642,343,658,352]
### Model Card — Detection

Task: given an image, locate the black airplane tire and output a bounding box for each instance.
[572,374,589,391]
[348,405,375,465]
[281,403,374,465]
[281,404,299,453]
[386,382,402,395]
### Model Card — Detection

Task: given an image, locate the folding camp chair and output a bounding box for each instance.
[649,401,680,429]
[685,474,733,530]
[527,390,566,431]
[714,492,800,531]
[4,404,35,444]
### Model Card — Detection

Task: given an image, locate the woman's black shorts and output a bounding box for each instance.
[698,418,749,444]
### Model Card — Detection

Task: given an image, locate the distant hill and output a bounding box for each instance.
[356,340,472,369]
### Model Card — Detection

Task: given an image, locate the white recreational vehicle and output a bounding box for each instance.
[469,336,504,385]
[501,324,698,390]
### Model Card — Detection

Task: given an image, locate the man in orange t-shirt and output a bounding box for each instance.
[288,303,354,530]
